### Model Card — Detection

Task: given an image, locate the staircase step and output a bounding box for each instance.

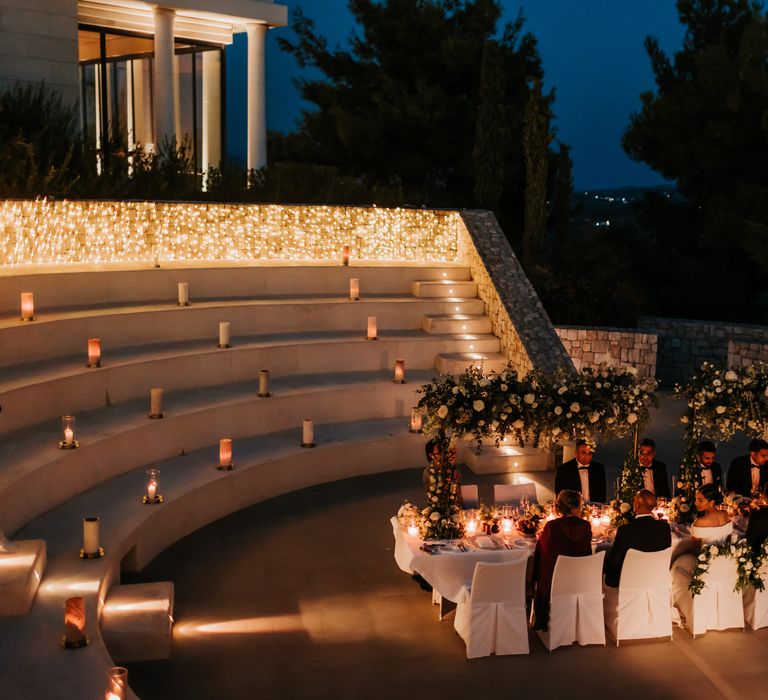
[411,280,477,298]
[435,352,508,375]
[460,442,551,474]
[0,539,46,616]
[422,314,492,334]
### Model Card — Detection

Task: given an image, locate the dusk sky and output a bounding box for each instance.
[227,1,686,190]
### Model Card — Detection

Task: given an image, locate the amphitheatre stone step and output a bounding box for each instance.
[0,539,46,616]
[0,417,424,699]
[460,441,551,474]
[0,370,437,534]
[434,352,508,376]
[421,314,493,334]
[0,332,499,436]
[411,279,478,298]
[0,263,472,315]
[0,296,487,367]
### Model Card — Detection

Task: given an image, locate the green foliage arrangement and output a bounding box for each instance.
[688,538,761,596]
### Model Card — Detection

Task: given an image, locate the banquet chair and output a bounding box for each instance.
[493,483,538,507]
[671,555,744,637]
[537,551,606,651]
[603,547,673,645]
[743,561,768,630]
[461,485,479,509]
[454,558,529,658]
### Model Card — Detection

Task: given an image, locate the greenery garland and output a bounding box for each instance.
[688,538,762,596]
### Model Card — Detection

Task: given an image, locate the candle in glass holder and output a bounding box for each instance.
[218,438,233,469]
[218,322,231,348]
[466,519,478,536]
[407,517,419,537]
[149,388,163,418]
[301,419,314,447]
[393,359,406,384]
[20,292,34,321]
[349,278,360,301]
[502,517,513,534]
[258,369,271,397]
[342,245,350,266]
[366,316,377,340]
[409,407,422,433]
[87,338,101,367]
[143,468,161,503]
[60,415,78,448]
[178,282,189,306]
[83,517,100,555]
[106,667,128,700]
[61,596,89,648]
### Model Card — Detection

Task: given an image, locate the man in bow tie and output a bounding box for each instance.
[696,440,723,489]
[726,438,768,497]
[555,439,607,503]
[637,438,670,498]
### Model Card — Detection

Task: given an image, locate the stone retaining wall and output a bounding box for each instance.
[728,340,768,368]
[554,327,657,379]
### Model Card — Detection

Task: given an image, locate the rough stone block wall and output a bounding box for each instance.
[727,340,768,368]
[458,210,573,376]
[555,327,657,379]
[639,316,768,383]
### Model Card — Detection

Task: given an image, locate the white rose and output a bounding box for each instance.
[606,417,615,424]
[627,413,637,424]
[452,386,459,394]
[500,413,507,420]
[715,405,726,414]
[698,553,707,561]
[473,400,485,412]
[620,502,631,513]
[713,379,721,387]
[501,384,508,391]
[558,386,568,395]
[437,405,449,419]
[596,382,602,389]
[554,406,563,415]
[524,393,535,404]
[570,402,580,413]
[588,412,600,423]
[709,545,718,555]
[725,370,737,381]
[430,512,441,522]
[513,419,525,429]
[552,427,561,436]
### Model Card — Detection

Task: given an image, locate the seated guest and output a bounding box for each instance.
[603,489,671,587]
[532,489,592,631]
[726,438,768,497]
[690,484,732,543]
[555,439,607,503]
[696,440,723,489]
[746,485,768,554]
[637,438,671,498]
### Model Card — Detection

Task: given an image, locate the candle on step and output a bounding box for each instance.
[62,597,88,648]
[218,322,230,348]
[83,517,100,554]
[219,439,233,469]
[106,667,128,700]
[61,415,77,447]
[145,468,160,502]
[258,369,271,397]
[178,282,189,306]
[302,419,314,447]
[366,316,377,340]
[20,292,34,321]
[87,338,101,367]
[342,245,350,266]
[349,278,359,301]
[149,388,163,418]
[409,407,422,433]
[394,359,406,384]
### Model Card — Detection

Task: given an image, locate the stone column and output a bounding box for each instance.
[153,7,177,150]
[246,23,267,172]
[202,50,222,173]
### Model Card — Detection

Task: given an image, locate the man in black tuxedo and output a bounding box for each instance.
[637,438,670,498]
[696,440,723,490]
[603,490,672,587]
[746,490,768,554]
[726,438,768,497]
[555,439,607,503]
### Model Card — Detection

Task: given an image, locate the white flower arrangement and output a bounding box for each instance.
[688,537,758,596]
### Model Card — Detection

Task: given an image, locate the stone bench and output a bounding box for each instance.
[0,539,46,616]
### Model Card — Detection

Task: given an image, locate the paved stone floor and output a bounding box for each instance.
[125,395,768,699]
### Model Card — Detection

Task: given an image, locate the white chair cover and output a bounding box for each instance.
[493,482,538,506]
[537,551,606,651]
[671,554,744,637]
[743,561,768,630]
[454,558,529,658]
[461,485,479,509]
[603,548,673,645]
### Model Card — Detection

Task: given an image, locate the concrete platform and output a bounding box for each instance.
[435,352,508,375]
[0,539,46,616]
[411,279,478,298]
[422,314,492,334]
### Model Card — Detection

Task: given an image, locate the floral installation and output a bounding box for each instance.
[667,494,694,524]
[689,538,759,596]
[420,444,463,540]
[608,497,634,527]
[517,502,546,536]
[396,500,421,526]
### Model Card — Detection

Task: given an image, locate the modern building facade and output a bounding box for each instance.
[0,0,287,171]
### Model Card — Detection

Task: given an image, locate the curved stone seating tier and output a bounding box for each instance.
[0,330,497,437]
[0,417,423,700]
[0,263,470,316]
[0,296,486,368]
[0,370,436,535]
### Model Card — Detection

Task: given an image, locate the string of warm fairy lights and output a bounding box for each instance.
[0,200,462,265]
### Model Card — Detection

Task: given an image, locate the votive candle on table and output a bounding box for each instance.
[409,407,422,433]
[393,359,406,384]
[302,419,314,447]
[349,278,360,301]
[149,388,163,418]
[366,316,377,340]
[106,667,128,700]
[20,292,34,321]
[177,282,189,306]
[407,517,419,537]
[218,322,231,348]
[342,245,350,266]
[466,519,478,536]
[502,518,513,535]
[258,369,271,397]
[219,438,233,469]
[83,517,100,555]
[87,338,101,367]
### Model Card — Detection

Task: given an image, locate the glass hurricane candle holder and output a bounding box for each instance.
[301,419,315,448]
[149,388,164,419]
[59,415,79,449]
[502,517,514,535]
[20,292,34,321]
[218,322,231,349]
[349,278,360,301]
[409,407,422,433]
[87,338,101,367]
[60,596,89,649]
[218,439,234,470]
[393,359,406,384]
[342,244,350,266]
[143,468,163,504]
[81,516,104,559]
[366,315,377,340]
[106,666,128,700]
[258,369,272,397]
[407,517,419,538]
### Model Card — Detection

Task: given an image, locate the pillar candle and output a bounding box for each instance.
[20,292,34,321]
[147,478,157,500]
[178,282,189,306]
[87,338,101,367]
[219,438,233,468]
[349,278,360,301]
[258,369,271,397]
[64,597,87,645]
[342,245,350,266]
[150,388,163,417]
[64,427,74,446]
[409,407,422,433]
[83,517,100,554]
[302,419,314,446]
[394,359,406,384]
[218,322,230,347]
[366,316,377,340]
